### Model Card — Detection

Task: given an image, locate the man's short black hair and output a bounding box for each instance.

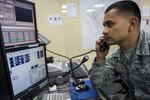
[105,0,141,24]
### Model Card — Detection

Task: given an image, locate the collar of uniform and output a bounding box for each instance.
[112,30,150,58]
[112,48,121,58]
[135,30,150,55]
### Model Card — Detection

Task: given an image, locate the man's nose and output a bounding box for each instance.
[102,27,109,36]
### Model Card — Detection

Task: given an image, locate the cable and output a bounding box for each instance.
[46,49,95,60]
[70,50,95,60]
[46,49,95,77]
[46,49,95,90]
[46,49,70,60]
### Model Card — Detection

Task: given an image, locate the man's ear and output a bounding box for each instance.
[128,17,138,31]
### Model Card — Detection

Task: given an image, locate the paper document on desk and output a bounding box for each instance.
[47,62,62,72]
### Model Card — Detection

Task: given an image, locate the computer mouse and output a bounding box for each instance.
[75,84,89,91]
[72,79,85,87]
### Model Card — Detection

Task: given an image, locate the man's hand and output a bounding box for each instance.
[95,37,110,62]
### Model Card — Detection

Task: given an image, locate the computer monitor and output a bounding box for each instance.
[5,43,48,100]
[0,0,38,47]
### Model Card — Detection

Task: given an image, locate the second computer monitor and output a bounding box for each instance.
[5,43,48,100]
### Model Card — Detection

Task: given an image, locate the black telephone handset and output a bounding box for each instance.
[99,41,109,52]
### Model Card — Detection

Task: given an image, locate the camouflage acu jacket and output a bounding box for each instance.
[90,30,150,100]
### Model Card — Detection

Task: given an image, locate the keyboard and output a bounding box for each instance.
[71,62,88,79]
[42,93,65,100]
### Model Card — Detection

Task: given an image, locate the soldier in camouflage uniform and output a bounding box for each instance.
[90,0,150,100]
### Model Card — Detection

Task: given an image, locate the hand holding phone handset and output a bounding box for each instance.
[95,37,110,61]
[99,40,109,52]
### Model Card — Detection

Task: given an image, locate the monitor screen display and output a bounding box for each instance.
[15,6,33,22]
[6,43,47,99]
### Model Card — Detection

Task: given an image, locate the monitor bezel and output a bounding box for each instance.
[0,24,12,100]
[5,43,48,100]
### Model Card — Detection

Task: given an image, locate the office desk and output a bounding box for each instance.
[36,60,104,100]
[36,79,102,100]
[36,82,70,100]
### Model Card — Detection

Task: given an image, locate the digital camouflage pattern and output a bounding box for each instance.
[90,30,150,100]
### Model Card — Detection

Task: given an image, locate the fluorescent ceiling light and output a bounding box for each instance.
[86,9,95,13]
[61,10,67,13]
[61,4,67,9]
[93,4,105,8]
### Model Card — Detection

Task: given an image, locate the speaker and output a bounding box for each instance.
[48,61,69,86]
[48,71,69,86]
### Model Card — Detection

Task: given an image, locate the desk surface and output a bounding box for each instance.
[37,60,104,100]
[37,83,70,100]
[36,79,102,100]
